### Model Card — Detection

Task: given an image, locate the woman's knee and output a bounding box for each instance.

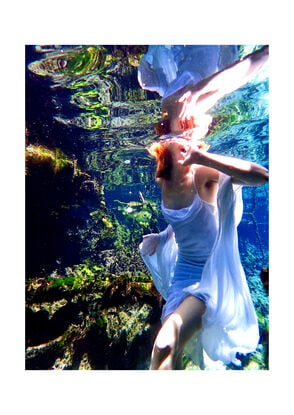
[150,297,206,369]
[156,314,182,348]
[150,314,183,369]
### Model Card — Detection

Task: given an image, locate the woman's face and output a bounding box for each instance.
[167,139,190,163]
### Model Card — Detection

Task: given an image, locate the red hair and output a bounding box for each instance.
[147,141,173,180]
[147,139,209,181]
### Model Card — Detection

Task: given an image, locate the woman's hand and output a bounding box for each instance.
[178,143,204,166]
[140,233,160,256]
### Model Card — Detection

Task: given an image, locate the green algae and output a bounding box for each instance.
[28,45,146,83]
[47,263,110,291]
[207,100,256,139]
[105,303,152,345]
[25,144,82,175]
[44,261,153,293]
[28,46,109,78]
[116,198,159,230]
[71,90,111,112]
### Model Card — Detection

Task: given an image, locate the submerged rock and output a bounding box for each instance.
[25,270,162,370]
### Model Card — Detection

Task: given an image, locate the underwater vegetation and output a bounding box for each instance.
[115,195,159,230]
[26,259,268,370]
[28,45,147,80]
[28,45,160,134]
[56,100,161,131]
[25,136,163,369]
[26,45,269,370]
[25,144,82,175]
[208,93,267,139]
[26,263,162,370]
[29,46,124,81]
[26,141,107,276]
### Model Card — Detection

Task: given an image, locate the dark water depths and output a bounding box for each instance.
[25,45,269,294]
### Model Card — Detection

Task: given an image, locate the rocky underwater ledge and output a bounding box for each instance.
[25,141,162,370]
[26,265,162,370]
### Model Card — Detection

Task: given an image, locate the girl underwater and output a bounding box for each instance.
[138,45,269,369]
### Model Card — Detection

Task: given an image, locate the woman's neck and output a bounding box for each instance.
[162,166,197,209]
[170,163,193,182]
[165,165,195,193]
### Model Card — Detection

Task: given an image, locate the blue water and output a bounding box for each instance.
[26,45,269,313]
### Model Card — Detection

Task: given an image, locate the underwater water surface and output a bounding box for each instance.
[25,45,269,370]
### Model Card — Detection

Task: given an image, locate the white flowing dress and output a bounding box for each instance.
[138,45,238,99]
[139,172,259,367]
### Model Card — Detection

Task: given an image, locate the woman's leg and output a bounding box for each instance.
[150,295,206,370]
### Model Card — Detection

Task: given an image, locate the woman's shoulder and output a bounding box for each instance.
[194,165,220,185]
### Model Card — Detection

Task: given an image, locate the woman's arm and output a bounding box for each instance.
[162,46,269,123]
[160,46,269,141]
[180,147,269,186]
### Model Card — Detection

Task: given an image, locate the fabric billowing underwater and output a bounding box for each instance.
[138,45,238,99]
[139,173,259,367]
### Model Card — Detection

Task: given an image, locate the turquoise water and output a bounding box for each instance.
[25,45,269,369]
